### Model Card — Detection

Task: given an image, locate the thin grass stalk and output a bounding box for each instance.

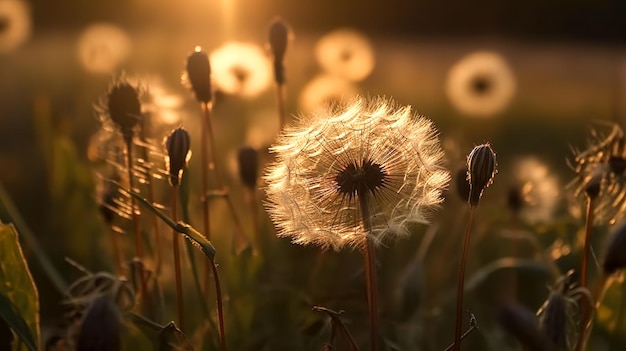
[209,260,227,351]
[276,83,287,130]
[140,128,163,274]
[453,206,475,351]
[581,196,594,289]
[109,228,124,276]
[359,194,379,351]
[171,186,185,331]
[125,138,148,298]
[200,102,213,294]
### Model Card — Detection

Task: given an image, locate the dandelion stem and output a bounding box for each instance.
[453,205,475,351]
[200,103,213,294]
[109,228,124,276]
[171,186,185,331]
[581,196,594,289]
[140,128,163,275]
[359,194,379,351]
[575,274,611,351]
[276,83,287,130]
[247,188,260,251]
[209,260,227,351]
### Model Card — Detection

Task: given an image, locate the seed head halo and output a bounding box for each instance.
[264,96,450,250]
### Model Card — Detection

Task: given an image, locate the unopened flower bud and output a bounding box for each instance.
[76,296,121,351]
[185,48,212,103]
[467,143,497,206]
[539,293,568,351]
[237,146,259,189]
[268,18,290,84]
[165,128,191,186]
[603,217,626,274]
[499,304,553,351]
[107,82,141,143]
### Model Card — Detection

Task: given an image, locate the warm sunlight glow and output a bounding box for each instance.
[209,41,272,98]
[0,0,31,53]
[298,74,359,114]
[315,28,375,82]
[77,23,131,74]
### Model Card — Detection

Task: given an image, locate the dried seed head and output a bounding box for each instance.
[603,218,626,274]
[237,146,259,189]
[107,82,141,143]
[185,47,212,103]
[76,296,121,351]
[165,127,191,187]
[467,143,497,206]
[268,18,290,84]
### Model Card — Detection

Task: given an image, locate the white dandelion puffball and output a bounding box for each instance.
[210,41,272,98]
[298,74,359,115]
[513,157,560,224]
[315,28,375,82]
[77,23,131,74]
[446,51,516,117]
[0,0,31,53]
[264,96,450,250]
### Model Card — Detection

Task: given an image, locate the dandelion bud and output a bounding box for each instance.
[454,167,470,202]
[237,146,259,189]
[107,82,141,143]
[602,218,626,274]
[185,48,212,103]
[539,293,568,351]
[582,165,604,200]
[268,18,290,84]
[499,304,553,351]
[165,127,191,187]
[76,296,121,351]
[467,143,497,206]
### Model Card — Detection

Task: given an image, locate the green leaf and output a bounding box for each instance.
[0,222,40,351]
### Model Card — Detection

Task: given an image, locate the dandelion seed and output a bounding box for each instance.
[446,51,516,117]
[264,96,450,250]
[210,42,272,98]
[315,28,375,82]
[0,0,30,53]
[77,23,131,74]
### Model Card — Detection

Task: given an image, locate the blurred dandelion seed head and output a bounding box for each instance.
[0,0,30,53]
[77,23,131,74]
[129,75,184,127]
[512,157,561,224]
[299,74,359,115]
[315,28,375,82]
[446,51,516,117]
[568,123,626,225]
[210,42,272,98]
[264,96,450,250]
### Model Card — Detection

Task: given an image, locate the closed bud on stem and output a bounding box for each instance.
[467,143,497,206]
[237,146,259,190]
[582,165,605,200]
[268,18,290,84]
[165,127,191,187]
[499,304,554,351]
[76,296,121,351]
[602,217,626,274]
[186,47,212,103]
[107,82,141,143]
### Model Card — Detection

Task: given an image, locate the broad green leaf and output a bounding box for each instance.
[0,222,39,351]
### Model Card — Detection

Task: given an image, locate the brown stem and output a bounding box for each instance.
[276,83,287,130]
[109,228,124,276]
[200,103,213,294]
[171,186,185,331]
[209,260,227,351]
[575,274,610,351]
[140,134,163,275]
[581,197,594,289]
[453,206,475,351]
[359,194,378,351]
[247,188,260,251]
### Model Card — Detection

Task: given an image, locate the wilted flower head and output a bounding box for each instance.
[77,23,131,74]
[298,74,359,114]
[264,96,450,250]
[568,123,626,225]
[446,51,516,117]
[210,42,272,98]
[98,78,142,143]
[184,47,212,103]
[466,143,497,206]
[164,128,191,186]
[0,0,31,53]
[268,17,291,84]
[315,28,375,82]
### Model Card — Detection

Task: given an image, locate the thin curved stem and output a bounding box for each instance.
[453,206,475,351]
[359,194,378,351]
[581,197,594,289]
[109,228,123,276]
[210,261,227,351]
[171,186,185,331]
[276,83,287,130]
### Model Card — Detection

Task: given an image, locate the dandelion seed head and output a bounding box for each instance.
[511,157,561,224]
[315,28,375,82]
[0,0,30,53]
[77,23,131,74]
[264,96,450,250]
[446,51,516,117]
[210,42,272,98]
